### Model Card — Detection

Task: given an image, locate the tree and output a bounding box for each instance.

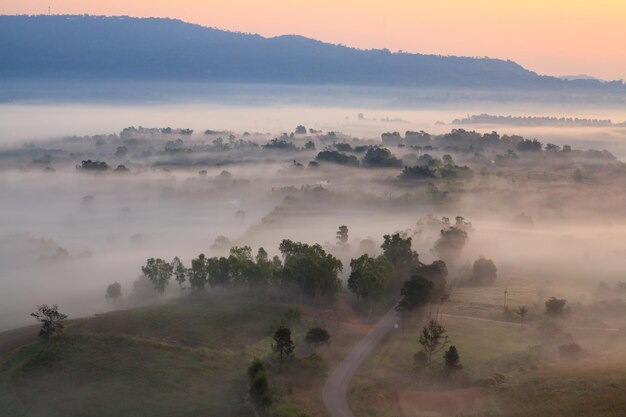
[206,256,230,288]
[31,304,68,340]
[381,233,419,282]
[141,258,173,294]
[433,227,468,262]
[396,275,433,314]
[348,254,392,319]
[247,359,272,412]
[105,282,122,301]
[305,327,331,349]
[418,319,448,364]
[228,246,256,287]
[443,345,462,374]
[361,147,402,168]
[414,260,448,300]
[516,306,529,340]
[545,297,567,316]
[467,257,498,286]
[188,254,209,290]
[273,325,295,368]
[171,256,187,287]
[279,240,342,302]
[336,225,349,245]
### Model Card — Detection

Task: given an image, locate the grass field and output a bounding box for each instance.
[348,271,626,417]
[0,296,363,417]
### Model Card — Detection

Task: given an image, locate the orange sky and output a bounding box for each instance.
[2,0,625,80]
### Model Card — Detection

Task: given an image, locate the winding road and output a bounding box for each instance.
[322,307,398,417]
[322,309,619,417]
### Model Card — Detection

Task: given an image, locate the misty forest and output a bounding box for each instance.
[1,12,626,417]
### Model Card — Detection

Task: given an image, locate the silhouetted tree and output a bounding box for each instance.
[273,325,295,368]
[31,304,68,340]
[348,254,392,319]
[467,257,498,286]
[516,306,529,340]
[545,297,567,316]
[247,358,272,412]
[305,327,331,349]
[105,282,122,301]
[443,345,462,374]
[336,225,349,245]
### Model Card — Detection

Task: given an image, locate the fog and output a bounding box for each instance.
[1,95,626,335]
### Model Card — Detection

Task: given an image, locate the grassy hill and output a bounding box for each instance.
[0,297,363,417]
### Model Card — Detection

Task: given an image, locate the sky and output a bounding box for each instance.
[2,0,625,80]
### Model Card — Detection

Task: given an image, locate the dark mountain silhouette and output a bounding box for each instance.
[1,15,624,92]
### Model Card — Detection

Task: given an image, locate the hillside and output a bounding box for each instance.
[1,14,624,93]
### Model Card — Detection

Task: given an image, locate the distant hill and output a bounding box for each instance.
[1,15,625,93]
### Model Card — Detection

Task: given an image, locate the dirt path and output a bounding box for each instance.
[0,325,39,356]
[323,309,618,417]
[322,307,398,417]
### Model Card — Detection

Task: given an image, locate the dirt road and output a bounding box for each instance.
[322,307,398,417]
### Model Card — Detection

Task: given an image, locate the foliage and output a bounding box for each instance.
[305,327,331,348]
[545,297,567,316]
[171,256,187,286]
[361,147,402,168]
[418,319,449,364]
[141,258,174,294]
[105,282,122,301]
[443,345,462,373]
[467,257,498,286]
[273,325,295,367]
[315,150,359,167]
[433,226,468,261]
[348,254,392,304]
[336,225,349,245]
[248,358,272,411]
[398,165,437,180]
[381,233,419,281]
[396,276,433,313]
[30,304,68,340]
[279,239,342,301]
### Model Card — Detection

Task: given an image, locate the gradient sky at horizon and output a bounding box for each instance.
[2,0,625,80]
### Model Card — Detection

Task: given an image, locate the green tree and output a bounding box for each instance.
[141,258,173,294]
[228,246,256,287]
[206,256,231,287]
[348,254,392,319]
[381,233,419,283]
[419,319,449,364]
[443,345,462,374]
[247,359,272,412]
[279,240,342,302]
[273,325,295,368]
[396,275,433,314]
[31,304,68,340]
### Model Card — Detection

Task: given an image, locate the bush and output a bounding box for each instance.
[467,257,497,286]
[559,343,582,358]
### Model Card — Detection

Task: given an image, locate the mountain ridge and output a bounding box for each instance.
[1,14,624,93]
